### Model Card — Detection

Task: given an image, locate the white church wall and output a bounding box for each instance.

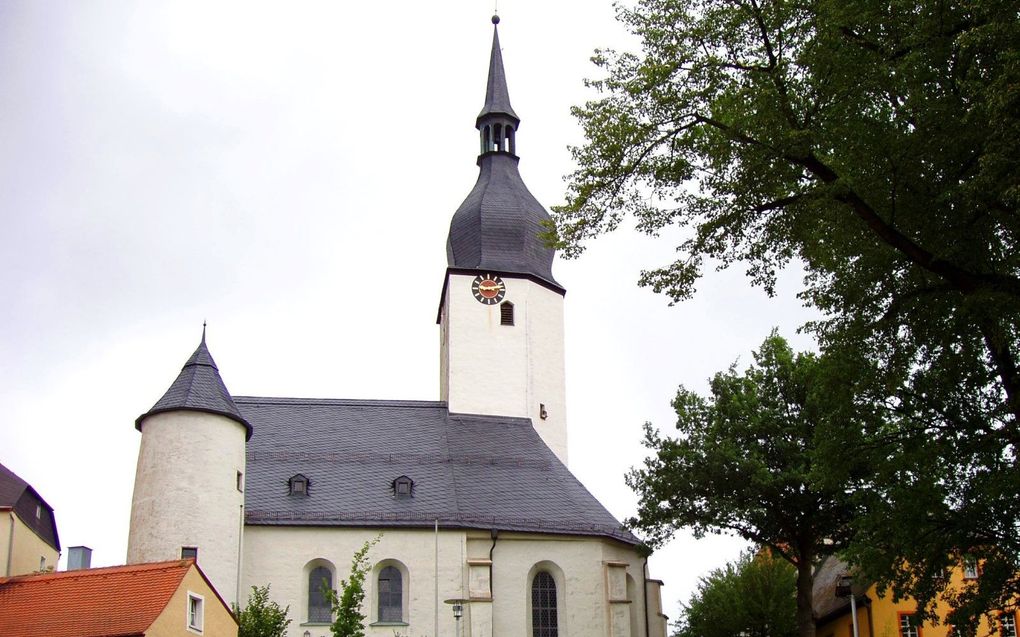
[127,411,246,606]
[241,525,650,637]
[442,272,568,464]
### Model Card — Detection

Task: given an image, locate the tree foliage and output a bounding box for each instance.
[628,334,862,637]
[675,550,797,637]
[234,584,291,637]
[324,536,380,637]
[555,0,1020,625]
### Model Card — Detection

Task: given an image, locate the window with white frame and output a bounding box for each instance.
[963,556,979,579]
[1002,613,1018,637]
[899,613,921,637]
[187,592,204,633]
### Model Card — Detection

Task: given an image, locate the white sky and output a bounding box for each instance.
[0,0,819,617]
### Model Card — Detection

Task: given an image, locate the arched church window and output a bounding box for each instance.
[506,125,516,154]
[500,301,514,326]
[378,565,403,622]
[308,565,333,623]
[482,126,491,155]
[532,571,558,637]
[289,474,309,496]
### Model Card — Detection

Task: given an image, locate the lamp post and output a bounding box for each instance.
[836,574,860,637]
[444,598,467,637]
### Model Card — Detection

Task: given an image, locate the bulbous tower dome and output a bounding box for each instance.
[446,15,560,289]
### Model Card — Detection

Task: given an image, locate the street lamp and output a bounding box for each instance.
[836,574,860,637]
[444,598,467,637]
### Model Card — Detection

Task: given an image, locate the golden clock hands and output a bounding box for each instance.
[478,284,503,292]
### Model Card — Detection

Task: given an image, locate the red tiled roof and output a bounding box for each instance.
[0,560,194,637]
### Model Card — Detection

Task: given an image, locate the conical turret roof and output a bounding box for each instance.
[135,333,252,439]
[447,17,561,290]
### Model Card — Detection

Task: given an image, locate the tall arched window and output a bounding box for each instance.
[308,565,333,623]
[378,565,403,622]
[532,571,558,637]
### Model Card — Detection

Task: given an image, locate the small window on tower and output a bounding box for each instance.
[181,546,198,561]
[236,470,243,492]
[289,474,309,496]
[500,301,514,326]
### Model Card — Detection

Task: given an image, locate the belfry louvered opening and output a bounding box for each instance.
[500,301,514,326]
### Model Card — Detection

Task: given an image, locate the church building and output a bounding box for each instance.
[126,17,667,637]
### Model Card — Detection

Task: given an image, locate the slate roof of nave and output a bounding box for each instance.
[237,397,638,545]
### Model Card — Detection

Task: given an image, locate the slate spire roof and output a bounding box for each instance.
[476,14,518,126]
[135,330,253,440]
[446,16,561,289]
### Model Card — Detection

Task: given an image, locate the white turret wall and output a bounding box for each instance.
[127,411,246,606]
[440,272,568,464]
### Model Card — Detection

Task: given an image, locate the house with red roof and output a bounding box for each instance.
[0,559,237,637]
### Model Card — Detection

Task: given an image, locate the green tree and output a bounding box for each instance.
[553,0,1020,625]
[233,584,291,637]
[627,334,862,637]
[324,536,380,637]
[675,550,797,637]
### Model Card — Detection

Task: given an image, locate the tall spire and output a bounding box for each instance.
[477,15,519,126]
[445,16,561,288]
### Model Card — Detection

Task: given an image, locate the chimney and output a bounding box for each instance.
[67,546,92,570]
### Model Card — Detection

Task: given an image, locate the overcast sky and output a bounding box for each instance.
[0,0,819,615]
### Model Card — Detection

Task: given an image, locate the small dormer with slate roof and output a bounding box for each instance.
[439,17,569,465]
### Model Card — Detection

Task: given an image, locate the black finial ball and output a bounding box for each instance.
[491,14,500,24]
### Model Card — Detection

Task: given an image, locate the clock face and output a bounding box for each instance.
[471,274,506,305]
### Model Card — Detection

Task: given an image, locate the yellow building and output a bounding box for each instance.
[814,556,1018,637]
[0,461,59,577]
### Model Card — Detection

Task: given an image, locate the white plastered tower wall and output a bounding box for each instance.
[127,410,246,606]
[440,272,568,464]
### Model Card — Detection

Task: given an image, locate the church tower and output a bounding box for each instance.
[127,331,250,606]
[440,16,568,464]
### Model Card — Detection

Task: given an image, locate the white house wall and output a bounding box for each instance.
[241,525,653,637]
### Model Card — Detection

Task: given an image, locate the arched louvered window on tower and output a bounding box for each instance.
[532,571,558,637]
[308,565,333,623]
[500,301,514,326]
[378,565,403,622]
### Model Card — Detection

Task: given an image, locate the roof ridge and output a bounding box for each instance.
[0,559,192,584]
[234,397,447,408]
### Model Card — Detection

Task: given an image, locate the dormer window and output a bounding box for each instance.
[289,474,309,496]
[393,476,414,499]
